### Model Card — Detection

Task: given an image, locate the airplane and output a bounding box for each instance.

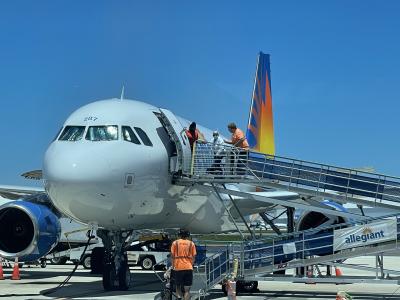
[0,52,386,290]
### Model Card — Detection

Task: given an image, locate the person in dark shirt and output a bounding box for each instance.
[185,122,205,152]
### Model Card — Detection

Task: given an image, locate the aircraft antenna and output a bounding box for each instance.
[120,86,125,100]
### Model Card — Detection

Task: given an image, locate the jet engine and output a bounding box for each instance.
[0,200,61,262]
[296,200,349,231]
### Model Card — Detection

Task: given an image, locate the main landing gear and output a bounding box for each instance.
[96,230,132,291]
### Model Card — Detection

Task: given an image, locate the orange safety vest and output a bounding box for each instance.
[171,239,197,270]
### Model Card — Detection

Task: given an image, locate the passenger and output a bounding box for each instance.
[224,123,249,175]
[170,229,197,300]
[209,131,225,175]
[185,122,205,152]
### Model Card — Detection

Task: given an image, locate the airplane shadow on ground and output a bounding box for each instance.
[205,290,400,300]
[0,268,165,299]
[4,268,400,300]
[38,272,164,299]
[1,269,98,281]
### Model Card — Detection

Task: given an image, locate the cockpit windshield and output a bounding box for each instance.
[58,126,85,141]
[122,126,141,144]
[86,125,118,141]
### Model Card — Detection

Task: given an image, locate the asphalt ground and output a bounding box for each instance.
[1,256,400,299]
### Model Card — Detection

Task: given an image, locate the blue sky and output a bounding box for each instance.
[1,1,400,186]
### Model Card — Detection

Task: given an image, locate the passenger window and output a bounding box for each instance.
[122,126,141,144]
[59,126,85,141]
[134,127,153,146]
[86,125,118,141]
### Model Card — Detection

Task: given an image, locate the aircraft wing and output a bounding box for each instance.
[229,190,300,217]
[0,184,45,200]
[21,169,43,180]
[212,185,367,220]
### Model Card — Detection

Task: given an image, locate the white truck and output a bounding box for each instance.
[125,238,171,270]
[45,222,101,267]
[50,236,172,272]
[46,243,99,269]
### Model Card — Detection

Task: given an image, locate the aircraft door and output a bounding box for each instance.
[158,108,192,174]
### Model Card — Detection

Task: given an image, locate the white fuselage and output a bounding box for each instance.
[43,99,234,233]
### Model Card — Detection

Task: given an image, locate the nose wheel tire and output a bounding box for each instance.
[102,260,131,291]
[98,230,133,291]
[102,264,116,291]
[118,262,131,290]
[91,247,105,274]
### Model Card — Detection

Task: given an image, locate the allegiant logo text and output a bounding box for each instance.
[345,227,385,244]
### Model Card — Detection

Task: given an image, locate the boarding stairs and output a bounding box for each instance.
[155,214,400,299]
[225,214,400,294]
[234,214,400,277]
[175,142,400,218]
[156,142,400,296]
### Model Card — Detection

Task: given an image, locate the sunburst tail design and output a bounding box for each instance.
[246,52,275,155]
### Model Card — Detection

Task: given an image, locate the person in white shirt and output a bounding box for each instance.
[209,131,225,174]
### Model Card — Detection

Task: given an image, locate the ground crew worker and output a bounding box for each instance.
[224,123,249,175]
[170,229,197,300]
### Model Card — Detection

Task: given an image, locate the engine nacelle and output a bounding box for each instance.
[0,200,61,262]
[297,200,349,231]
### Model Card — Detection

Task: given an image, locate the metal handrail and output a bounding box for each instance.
[231,216,400,274]
[152,248,231,299]
[154,216,400,294]
[189,142,400,205]
[242,213,400,245]
[203,248,230,286]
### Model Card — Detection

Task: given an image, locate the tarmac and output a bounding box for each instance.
[1,256,400,299]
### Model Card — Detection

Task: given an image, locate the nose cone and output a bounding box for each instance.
[44,142,117,183]
[43,142,124,221]
[42,140,161,229]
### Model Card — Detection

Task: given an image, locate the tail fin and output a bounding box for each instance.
[246,52,275,155]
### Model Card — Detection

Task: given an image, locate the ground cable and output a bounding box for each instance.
[42,229,94,296]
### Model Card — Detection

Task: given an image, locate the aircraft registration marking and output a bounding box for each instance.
[83,116,98,121]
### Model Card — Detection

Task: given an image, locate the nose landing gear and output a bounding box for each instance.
[98,230,132,291]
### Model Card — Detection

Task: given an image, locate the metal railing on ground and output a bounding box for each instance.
[202,248,230,291]
[152,247,231,300]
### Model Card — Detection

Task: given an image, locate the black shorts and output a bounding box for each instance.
[173,270,193,286]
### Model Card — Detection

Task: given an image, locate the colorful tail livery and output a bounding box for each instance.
[246,52,275,155]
